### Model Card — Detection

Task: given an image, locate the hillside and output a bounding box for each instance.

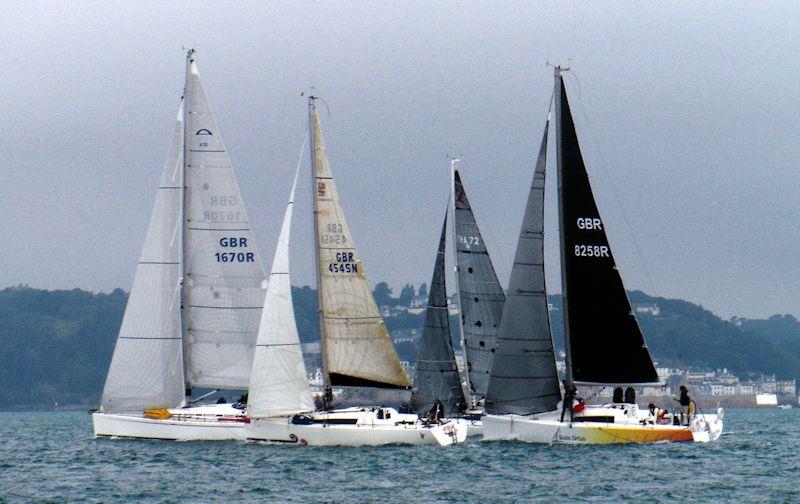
[1,285,799,409]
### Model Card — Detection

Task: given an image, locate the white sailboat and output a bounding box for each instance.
[93,49,266,441]
[245,97,465,446]
[483,66,723,444]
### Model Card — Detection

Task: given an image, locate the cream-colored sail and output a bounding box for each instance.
[310,102,409,389]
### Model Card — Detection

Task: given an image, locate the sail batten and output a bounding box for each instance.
[100,105,186,412]
[411,213,468,417]
[556,75,658,385]
[452,170,505,398]
[181,51,266,390]
[310,101,409,390]
[485,118,560,415]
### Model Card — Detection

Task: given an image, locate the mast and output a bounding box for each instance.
[448,154,472,408]
[554,65,573,388]
[180,48,194,402]
[308,96,332,408]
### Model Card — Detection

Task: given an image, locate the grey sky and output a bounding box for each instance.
[2,2,799,319]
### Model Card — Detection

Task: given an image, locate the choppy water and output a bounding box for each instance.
[0,409,797,502]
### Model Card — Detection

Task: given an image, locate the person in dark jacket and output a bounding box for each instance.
[624,387,636,404]
[673,385,691,425]
[612,387,624,403]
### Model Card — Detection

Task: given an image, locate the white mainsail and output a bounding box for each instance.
[101,105,185,412]
[182,51,266,390]
[247,165,314,418]
[310,101,409,389]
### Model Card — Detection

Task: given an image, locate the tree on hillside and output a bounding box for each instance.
[398,283,415,307]
[373,282,395,308]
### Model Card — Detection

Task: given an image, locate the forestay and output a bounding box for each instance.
[182,51,266,389]
[101,106,185,412]
[556,76,658,384]
[453,170,505,397]
[247,166,314,418]
[310,102,409,389]
[485,120,560,415]
[411,213,468,417]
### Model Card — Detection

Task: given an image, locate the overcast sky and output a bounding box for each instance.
[2,2,799,319]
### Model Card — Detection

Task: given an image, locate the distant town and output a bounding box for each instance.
[301,290,798,408]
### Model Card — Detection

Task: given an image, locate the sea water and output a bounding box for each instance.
[0,409,797,502]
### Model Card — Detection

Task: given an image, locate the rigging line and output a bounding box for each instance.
[564,72,658,297]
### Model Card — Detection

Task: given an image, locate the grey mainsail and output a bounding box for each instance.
[411,213,468,417]
[453,170,505,398]
[182,50,266,390]
[485,120,560,415]
[101,105,185,412]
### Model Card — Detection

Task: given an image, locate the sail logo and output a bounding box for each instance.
[195,129,213,135]
[317,182,327,197]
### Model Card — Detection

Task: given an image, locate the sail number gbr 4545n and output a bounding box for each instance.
[574,217,610,258]
[214,237,255,263]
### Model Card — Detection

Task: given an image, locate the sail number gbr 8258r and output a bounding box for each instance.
[214,237,255,263]
[574,217,609,258]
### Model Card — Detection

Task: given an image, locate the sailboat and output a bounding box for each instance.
[482,66,723,444]
[93,50,266,440]
[409,161,504,436]
[410,211,475,433]
[245,97,466,446]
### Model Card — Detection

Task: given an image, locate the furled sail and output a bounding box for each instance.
[556,75,658,384]
[247,166,314,418]
[101,105,185,412]
[411,213,468,417]
[182,51,266,389]
[485,120,560,415]
[453,170,505,397]
[310,100,409,389]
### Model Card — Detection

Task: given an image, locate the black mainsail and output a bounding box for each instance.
[453,170,505,399]
[555,71,658,385]
[485,120,561,415]
[411,213,469,417]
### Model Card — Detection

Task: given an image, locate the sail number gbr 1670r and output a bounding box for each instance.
[214,237,255,263]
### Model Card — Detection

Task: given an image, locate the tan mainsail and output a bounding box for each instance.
[310,102,409,389]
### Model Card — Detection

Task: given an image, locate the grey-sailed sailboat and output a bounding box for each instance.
[482,66,723,444]
[93,49,266,440]
[244,97,466,446]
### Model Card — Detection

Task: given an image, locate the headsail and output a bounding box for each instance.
[310,99,409,389]
[452,170,505,397]
[101,104,185,412]
[247,165,314,418]
[485,119,560,415]
[556,73,658,384]
[411,212,468,417]
[182,50,266,390]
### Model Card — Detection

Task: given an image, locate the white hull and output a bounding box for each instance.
[92,404,248,441]
[454,417,483,437]
[483,404,723,445]
[247,407,467,447]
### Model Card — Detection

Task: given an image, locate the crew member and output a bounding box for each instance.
[673,385,691,425]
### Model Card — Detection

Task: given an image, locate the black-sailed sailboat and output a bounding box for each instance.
[482,67,723,444]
